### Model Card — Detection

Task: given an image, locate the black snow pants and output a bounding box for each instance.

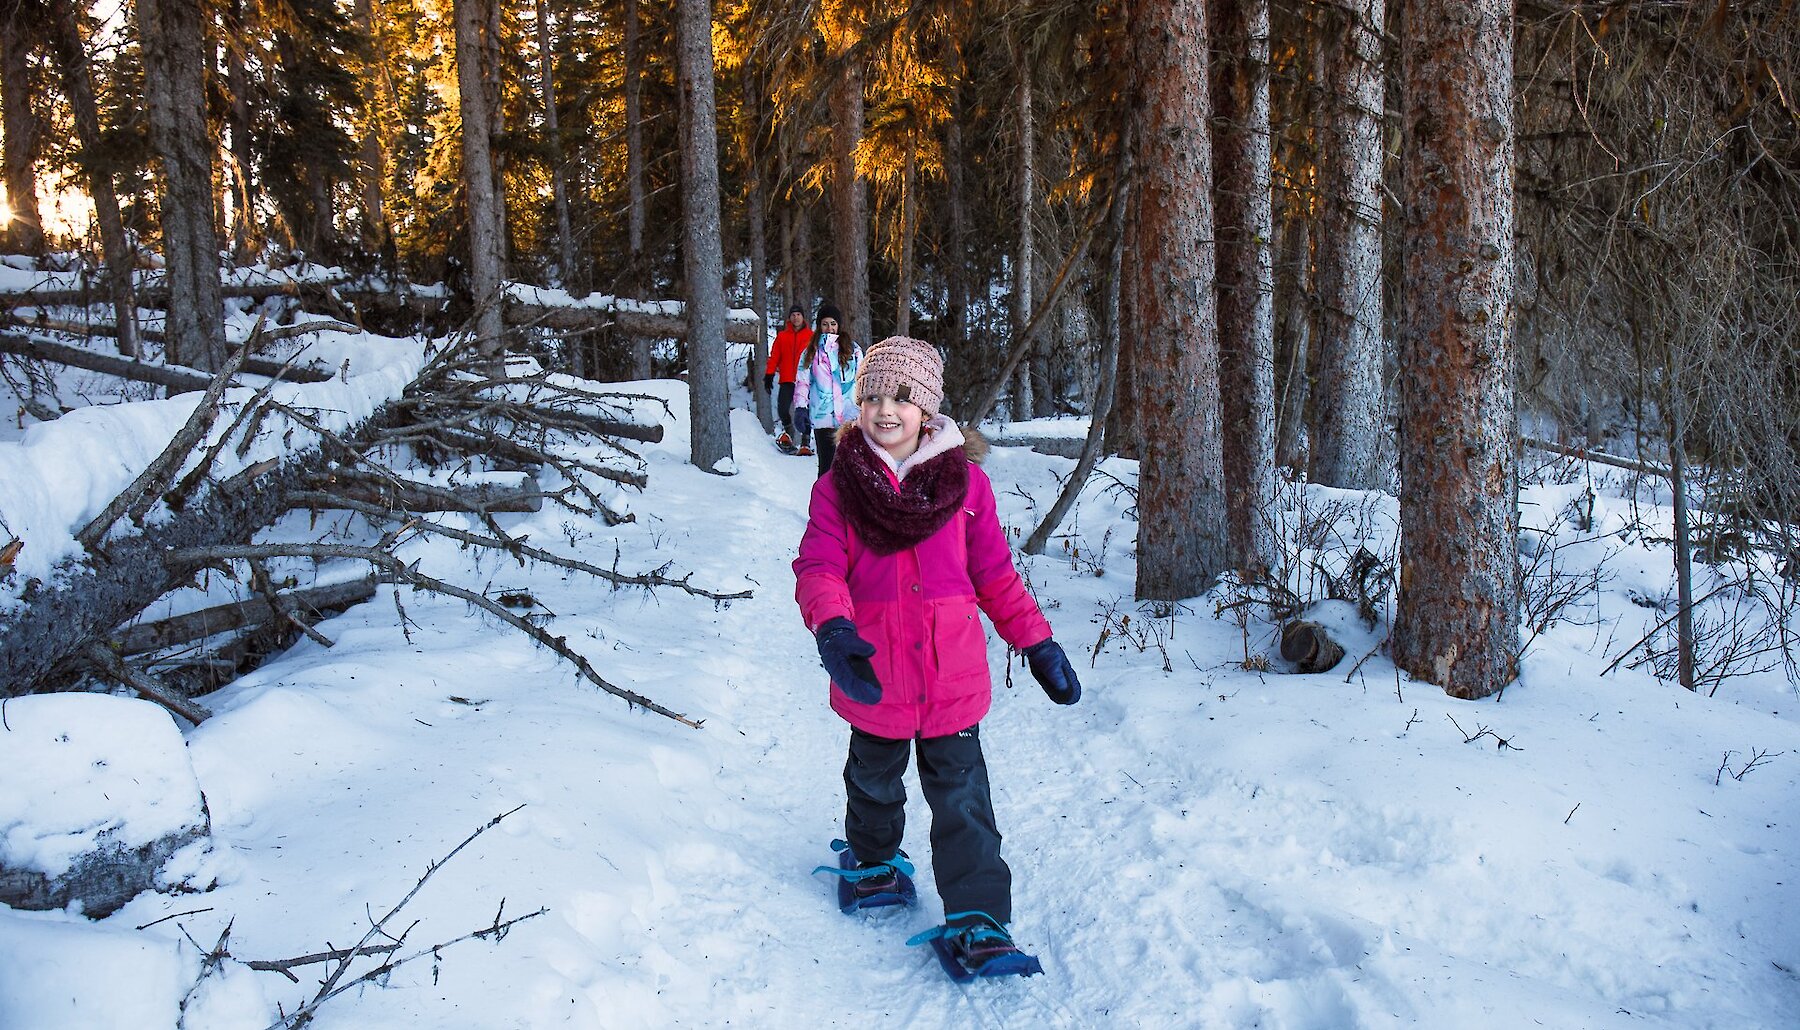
[775,382,796,436]
[843,724,1012,924]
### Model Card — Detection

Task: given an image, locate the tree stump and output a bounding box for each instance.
[1279,620,1347,674]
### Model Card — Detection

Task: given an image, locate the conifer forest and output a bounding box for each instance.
[0,0,1797,712]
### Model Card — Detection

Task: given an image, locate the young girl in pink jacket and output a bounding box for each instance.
[792,336,1081,978]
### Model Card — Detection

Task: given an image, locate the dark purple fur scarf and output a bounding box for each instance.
[830,427,970,556]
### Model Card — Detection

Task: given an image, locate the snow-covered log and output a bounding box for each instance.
[0,399,402,699]
[110,576,377,656]
[0,695,215,918]
[506,297,762,343]
[0,330,334,389]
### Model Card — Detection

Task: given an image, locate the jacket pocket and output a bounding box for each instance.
[931,600,989,698]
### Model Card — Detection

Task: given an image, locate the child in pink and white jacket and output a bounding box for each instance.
[792,335,1082,975]
[790,302,861,475]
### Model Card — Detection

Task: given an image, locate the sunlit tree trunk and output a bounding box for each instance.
[454,0,506,357]
[895,142,916,338]
[826,8,871,351]
[140,0,225,370]
[1392,0,1519,700]
[1212,0,1279,580]
[1311,0,1388,491]
[40,0,137,357]
[1,18,45,255]
[1128,0,1228,601]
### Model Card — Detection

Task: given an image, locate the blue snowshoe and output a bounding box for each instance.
[907,911,1044,982]
[812,839,918,914]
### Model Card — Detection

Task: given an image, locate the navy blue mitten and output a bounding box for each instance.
[1024,639,1081,705]
[817,617,882,704]
[793,404,813,437]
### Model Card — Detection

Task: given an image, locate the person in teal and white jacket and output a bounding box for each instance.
[792,302,862,476]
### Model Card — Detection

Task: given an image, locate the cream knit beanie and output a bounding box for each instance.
[856,336,945,416]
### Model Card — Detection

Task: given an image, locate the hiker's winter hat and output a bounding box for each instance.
[857,336,945,416]
[788,304,805,317]
[816,302,843,325]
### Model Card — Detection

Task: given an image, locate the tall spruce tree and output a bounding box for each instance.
[1393,0,1519,699]
[1310,0,1388,492]
[678,0,732,471]
[1126,0,1229,601]
[1211,0,1279,580]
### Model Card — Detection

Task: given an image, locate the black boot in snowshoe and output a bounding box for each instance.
[908,911,1044,981]
[812,839,917,913]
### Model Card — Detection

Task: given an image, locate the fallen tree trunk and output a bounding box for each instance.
[506,298,762,343]
[0,277,353,309]
[6,279,762,344]
[0,330,333,389]
[0,404,401,697]
[294,479,547,514]
[2,330,214,391]
[111,576,378,655]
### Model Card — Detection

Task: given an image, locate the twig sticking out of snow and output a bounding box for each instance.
[236,806,547,1030]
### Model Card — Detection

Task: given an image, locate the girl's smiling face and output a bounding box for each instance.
[860,393,926,461]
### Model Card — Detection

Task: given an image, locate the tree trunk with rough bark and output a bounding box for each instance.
[677,0,731,472]
[744,63,772,429]
[454,0,507,357]
[226,0,264,262]
[537,0,581,299]
[1273,212,1313,471]
[354,0,389,263]
[1012,57,1036,420]
[945,116,970,360]
[140,0,226,372]
[1,17,45,255]
[1127,0,1229,601]
[1212,0,1280,581]
[827,17,871,353]
[1310,0,1388,491]
[896,143,916,339]
[1392,0,1519,700]
[624,0,652,379]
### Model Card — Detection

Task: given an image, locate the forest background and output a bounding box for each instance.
[0,0,1797,707]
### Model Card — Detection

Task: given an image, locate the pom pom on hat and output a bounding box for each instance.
[857,336,945,416]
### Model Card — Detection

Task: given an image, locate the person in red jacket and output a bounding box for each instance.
[764,305,812,451]
[792,336,1082,978]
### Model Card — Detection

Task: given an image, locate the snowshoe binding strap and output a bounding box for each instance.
[907,911,1044,979]
[811,838,916,882]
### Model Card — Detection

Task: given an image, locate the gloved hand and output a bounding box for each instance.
[817,617,881,704]
[792,405,812,437]
[1024,639,1081,705]
[762,373,775,393]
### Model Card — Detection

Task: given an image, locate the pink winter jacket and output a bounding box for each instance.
[793,454,1052,739]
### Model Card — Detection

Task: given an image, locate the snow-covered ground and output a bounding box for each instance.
[2,334,1798,1028]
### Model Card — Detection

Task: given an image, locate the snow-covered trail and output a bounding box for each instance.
[122,394,1800,1029]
